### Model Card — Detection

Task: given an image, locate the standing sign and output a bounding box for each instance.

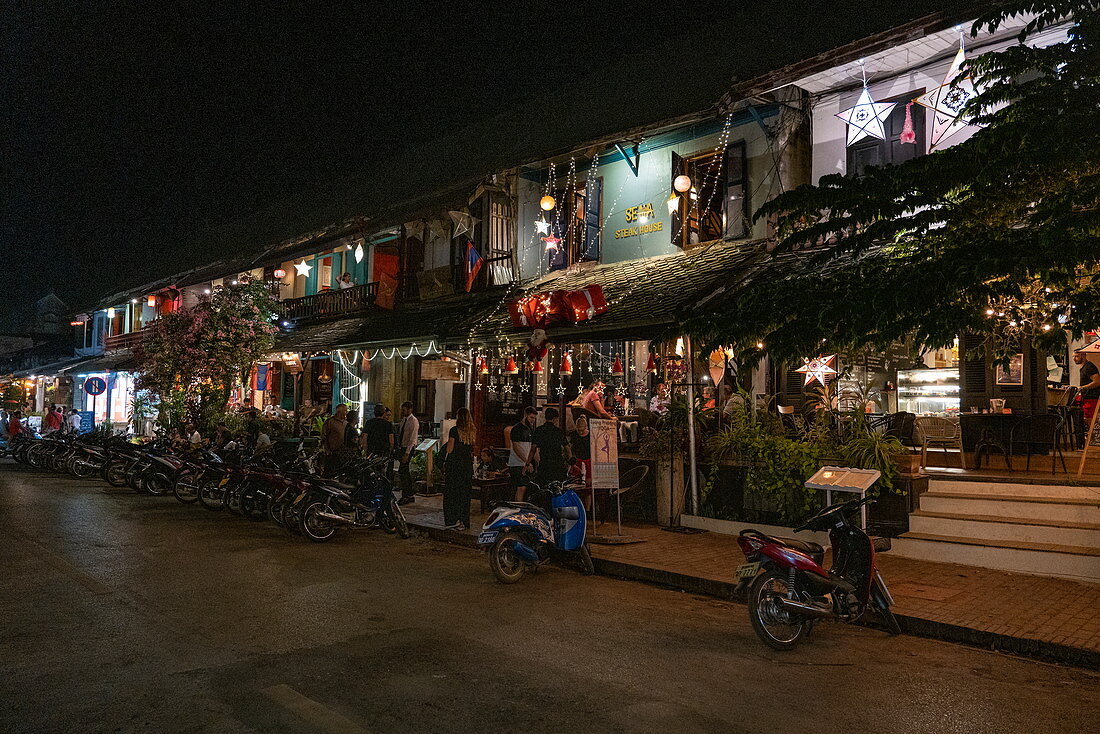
[589,419,620,489]
[83,377,107,395]
[1077,405,1100,478]
[78,411,94,434]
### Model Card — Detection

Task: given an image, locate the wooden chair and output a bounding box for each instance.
[915,416,965,469]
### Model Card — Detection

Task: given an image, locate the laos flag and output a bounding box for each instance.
[465,241,484,292]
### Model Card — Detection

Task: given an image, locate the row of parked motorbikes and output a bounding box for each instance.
[6,430,410,542]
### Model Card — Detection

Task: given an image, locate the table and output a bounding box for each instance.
[472,476,513,513]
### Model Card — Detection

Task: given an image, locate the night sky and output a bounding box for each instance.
[2,1,976,323]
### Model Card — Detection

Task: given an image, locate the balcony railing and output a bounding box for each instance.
[104,328,149,353]
[276,282,378,322]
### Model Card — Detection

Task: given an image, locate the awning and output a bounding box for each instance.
[58,352,139,375]
[10,356,89,379]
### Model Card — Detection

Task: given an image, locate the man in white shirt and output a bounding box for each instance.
[67,408,83,434]
[396,401,420,504]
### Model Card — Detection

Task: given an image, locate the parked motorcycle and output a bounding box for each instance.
[478,478,594,583]
[734,495,901,650]
[290,457,410,542]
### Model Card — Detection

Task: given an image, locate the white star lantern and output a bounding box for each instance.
[449,210,479,239]
[555,386,567,397]
[915,47,979,150]
[836,87,896,147]
[534,219,551,235]
[293,260,313,277]
[796,355,838,386]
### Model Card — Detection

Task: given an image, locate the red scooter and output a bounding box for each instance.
[734,495,901,650]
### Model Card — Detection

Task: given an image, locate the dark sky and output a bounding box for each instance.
[1,1,977,323]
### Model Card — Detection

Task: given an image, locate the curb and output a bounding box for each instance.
[409,521,1100,671]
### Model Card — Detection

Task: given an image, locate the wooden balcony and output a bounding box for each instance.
[104,328,148,353]
[276,282,378,322]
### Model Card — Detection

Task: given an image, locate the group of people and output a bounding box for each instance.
[168,411,274,454]
[320,401,421,504]
[0,405,82,440]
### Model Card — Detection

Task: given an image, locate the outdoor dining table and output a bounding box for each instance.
[472,476,513,513]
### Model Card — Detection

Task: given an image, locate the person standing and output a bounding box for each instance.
[396,401,420,504]
[67,408,83,435]
[531,407,567,490]
[361,406,395,458]
[344,409,360,452]
[443,407,476,531]
[1074,350,1100,444]
[505,406,537,501]
[568,415,593,487]
[321,404,349,476]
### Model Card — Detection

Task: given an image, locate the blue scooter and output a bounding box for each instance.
[478,478,594,583]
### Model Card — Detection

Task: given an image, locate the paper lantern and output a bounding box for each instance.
[559,353,573,376]
[796,355,838,386]
[106,307,115,319]
[666,193,681,215]
[146,295,157,308]
[645,353,657,375]
[354,242,365,263]
[673,175,692,193]
[504,357,518,375]
[273,268,286,279]
[539,195,556,211]
[532,359,543,373]
[611,357,624,377]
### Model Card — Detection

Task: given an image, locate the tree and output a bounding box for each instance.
[685,0,1100,364]
[134,280,279,428]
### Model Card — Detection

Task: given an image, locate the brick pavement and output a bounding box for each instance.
[403,495,1100,659]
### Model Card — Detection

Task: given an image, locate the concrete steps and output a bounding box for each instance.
[895,478,1100,583]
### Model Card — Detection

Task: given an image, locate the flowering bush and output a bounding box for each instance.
[135,280,278,428]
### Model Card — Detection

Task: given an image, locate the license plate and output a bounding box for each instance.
[477,531,498,546]
[735,561,760,580]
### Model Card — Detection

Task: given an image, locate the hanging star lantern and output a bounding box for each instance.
[542,236,561,250]
[796,355,838,386]
[534,219,551,235]
[502,384,513,394]
[520,383,530,393]
[615,385,628,396]
[474,382,483,390]
[555,386,567,397]
[836,86,896,146]
[915,46,979,150]
[449,210,479,239]
[293,260,313,277]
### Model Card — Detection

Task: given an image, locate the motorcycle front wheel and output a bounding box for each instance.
[489,532,528,584]
[173,471,200,504]
[748,570,809,651]
[301,501,338,542]
[145,473,172,497]
[198,479,226,511]
[103,460,129,487]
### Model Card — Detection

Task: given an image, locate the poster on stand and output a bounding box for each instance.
[590,419,620,489]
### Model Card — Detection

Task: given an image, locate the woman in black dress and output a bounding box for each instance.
[443,406,476,530]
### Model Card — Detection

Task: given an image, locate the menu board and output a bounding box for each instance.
[590,419,620,489]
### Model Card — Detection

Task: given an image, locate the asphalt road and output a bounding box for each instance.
[2,459,1097,734]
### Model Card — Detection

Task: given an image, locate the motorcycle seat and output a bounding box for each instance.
[496,501,546,514]
[319,479,357,491]
[778,537,825,558]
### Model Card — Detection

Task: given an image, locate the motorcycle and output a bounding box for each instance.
[734,495,901,650]
[478,478,594,583]
[291,457,410,542]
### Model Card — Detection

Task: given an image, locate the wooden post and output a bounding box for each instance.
[1076,404,1100,478]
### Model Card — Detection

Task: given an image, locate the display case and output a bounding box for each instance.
[897,368,960,415]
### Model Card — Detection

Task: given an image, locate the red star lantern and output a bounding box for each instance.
[503,357,518,375]
[611,357,624,377]
[559,353,573,376]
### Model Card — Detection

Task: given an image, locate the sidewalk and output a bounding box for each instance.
[402,495,1100,669]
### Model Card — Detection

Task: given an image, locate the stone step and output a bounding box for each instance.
[927,479,1100,501]
[909,510,1100,548]
[892,532,1100,583]
[919,492,1100,525]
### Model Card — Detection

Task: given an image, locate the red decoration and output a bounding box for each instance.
[504,357,518,375]
[532,359,543,373]
[899,102,916,144]
[273,268,287,279]
[478,357,489,375]
[559,353,573,376]
[645,353,657,375]
[507,285,607,329]
[611,357,624,377]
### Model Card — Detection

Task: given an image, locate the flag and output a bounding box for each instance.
[465,241,484,292]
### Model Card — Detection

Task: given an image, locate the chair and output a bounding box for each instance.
[883,411,918,447]
[915,416,965,469]
[598,463,651,526]
[1011,414,1067,474]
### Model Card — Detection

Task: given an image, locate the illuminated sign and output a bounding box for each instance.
[615,202,663,239]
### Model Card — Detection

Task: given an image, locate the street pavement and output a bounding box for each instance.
[2,460,1097,733]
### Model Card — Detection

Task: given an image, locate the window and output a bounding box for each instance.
[457,190,518,291]
[672,140,749,248]
[548,177,601,271]
[847,91,926,177]
[318,256,333,290]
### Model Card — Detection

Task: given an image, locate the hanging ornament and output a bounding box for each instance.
[449,210,479,239]
[616,385,628,396]
[520,383,530,393]
[707,349,726,386]
[555,385,567,397]
[478,357,489,375]
[273,268,287,279]
[534,219,551,235]
[502,385,513,394]
[796,355,838,386]
[611,357,624,377]
[666,192,681,215]
[673,174,692,193]
[532,359,543,374]
[474,381,483,390]
[915,43,979,150]
[504,357,519,375]
[542,235,562,250]
[559,353,573,376]
[354,241,365,263]
[899,101,916,144]
[146,295,157,308]
[645,353,658,375]
[539,195,556,211]
[294,260,313,277]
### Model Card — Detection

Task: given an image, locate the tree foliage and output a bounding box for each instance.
[686,0,1100,363]
[134,280,278,428]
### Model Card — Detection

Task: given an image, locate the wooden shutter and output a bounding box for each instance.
[671,151,688,248]
[847,90,926,177]
[724,140,748,240]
